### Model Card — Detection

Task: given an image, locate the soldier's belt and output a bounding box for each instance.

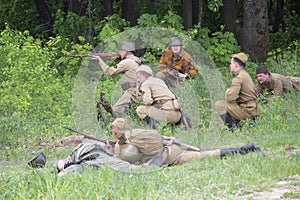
[238,99,256,105]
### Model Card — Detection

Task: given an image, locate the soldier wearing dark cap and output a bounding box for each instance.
[155,36,198,87]
[215,53,259,131]
[255,66,300,96]
[92,41,142,117]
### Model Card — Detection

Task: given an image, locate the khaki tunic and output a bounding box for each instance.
[215,69,259,121]
[136,76,181,123]
[155,48,198,87]
[255,73,300,96]
[101,55,141,116]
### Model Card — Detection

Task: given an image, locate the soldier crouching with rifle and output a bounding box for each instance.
[91,41,143,117]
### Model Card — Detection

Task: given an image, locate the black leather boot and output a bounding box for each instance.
[220,143,263,158]
[143,116,157,129]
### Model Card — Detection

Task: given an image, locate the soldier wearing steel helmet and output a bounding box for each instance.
[92,41,143,117]
[156,36,198,87]
[215,53,259,131]
[135,65,182,128]
[110,118,264,167]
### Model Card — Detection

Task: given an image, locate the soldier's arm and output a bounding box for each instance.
[255,83,263,95]
[140,83,154,105]
[225,77,242,102]
[273,80,283,96]
[158,50,171,72]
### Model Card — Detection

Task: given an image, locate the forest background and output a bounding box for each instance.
[0,0,300,199]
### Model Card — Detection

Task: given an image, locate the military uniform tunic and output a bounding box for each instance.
[215,69,259,121]
[155,48,198,87]
[255,73,300,96]
[100,55,141,116]
[136,76,181,123]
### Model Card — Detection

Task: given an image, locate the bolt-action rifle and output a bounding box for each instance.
[62,125,116,147]
[68,52,121,61]
[96,92,116,126]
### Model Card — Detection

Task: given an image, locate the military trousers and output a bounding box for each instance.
[113,88,141,117]
[215,100,259,121]
[136,105,181,124]
[166,144,221,166]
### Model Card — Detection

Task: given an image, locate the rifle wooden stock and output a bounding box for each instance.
[62,126,115,146]
[162,136,200,151]
[68,52,121,60]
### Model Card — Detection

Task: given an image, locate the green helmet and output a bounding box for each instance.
[169,37,182,46]
[119,144,142,164]
[120,41,135,52]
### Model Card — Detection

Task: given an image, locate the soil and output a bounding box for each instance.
[240,174,300,200]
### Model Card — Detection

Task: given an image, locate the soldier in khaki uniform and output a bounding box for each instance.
[135,65,182,128]
[215,53,259,130]
[92,41,142,117]
[110,118,264,167]
[155,37,198,87]
[255,66,300,96]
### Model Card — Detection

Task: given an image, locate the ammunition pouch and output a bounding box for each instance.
[121,82,136,91]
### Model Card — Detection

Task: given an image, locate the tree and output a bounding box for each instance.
[241,0,269,62]
[122,0,141,26]
[183,0,193,29]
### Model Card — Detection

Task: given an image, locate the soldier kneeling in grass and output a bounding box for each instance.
[54,118,265,175]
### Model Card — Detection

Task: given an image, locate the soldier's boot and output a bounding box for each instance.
[220,143,264,158]
[143,116,158,129]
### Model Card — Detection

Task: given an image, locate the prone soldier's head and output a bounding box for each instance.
[112,118,129,137]
[256,66,270,84]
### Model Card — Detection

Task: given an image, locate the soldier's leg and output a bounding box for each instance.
[136,106,163,128]
[164,110,182,124]
[215,101,235,129]
[226,103,253,121]
[112,91,133,117]
[220,143,265,158]
[176,149,221,165]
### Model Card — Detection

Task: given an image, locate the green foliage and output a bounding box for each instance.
[0,26,72,122]
[53,10,91,42]
[207,0,224,12]
[95,14,130,43]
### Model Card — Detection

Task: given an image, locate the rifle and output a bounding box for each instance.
[96,92,116,126]
[162,136,200,151]
[62,125,116,147]
[67,52,121,61]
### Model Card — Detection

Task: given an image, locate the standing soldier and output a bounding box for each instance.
[92,41,142,117]
[215,53,259,131]
[135,65,182,128]
[155,36,198,87]
[255,65,300,96]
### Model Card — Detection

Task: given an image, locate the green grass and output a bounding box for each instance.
[1,89,300,200]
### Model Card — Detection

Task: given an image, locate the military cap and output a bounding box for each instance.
[256,66,269,74]
[232,52,248,64]
[112,118,129,130]
[120,41,135,52]
[169,36,182,46]
[136,65,153,76]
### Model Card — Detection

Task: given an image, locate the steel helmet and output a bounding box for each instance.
[169,37,182,46]
[119,144,142,164]
[28,152,46,168]
[120,41,135,52]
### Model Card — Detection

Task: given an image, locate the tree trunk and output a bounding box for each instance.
[122,0,140,26]
[221,0,237,33]
[100,0,113,19]
[290,0,300,16]
[241,0,269,62]
[183,0,193,29]
[33,0,54,34]
[273,0,284,32]
[63,0,87,16]
[192,0,203,26]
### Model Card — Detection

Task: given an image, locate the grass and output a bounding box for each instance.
[1,87,300,200]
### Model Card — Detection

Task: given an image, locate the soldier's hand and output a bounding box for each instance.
[91,55,103,62]
[57,159,66,171]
